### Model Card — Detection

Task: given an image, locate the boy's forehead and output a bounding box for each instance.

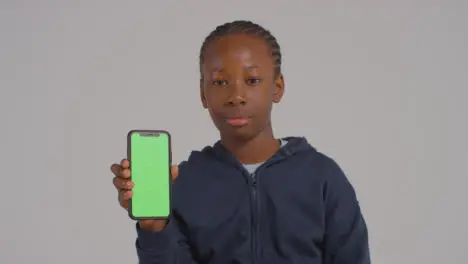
[203,35,272,69]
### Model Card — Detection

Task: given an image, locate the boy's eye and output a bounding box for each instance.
[213,80,228,86]
[247,78,262,85]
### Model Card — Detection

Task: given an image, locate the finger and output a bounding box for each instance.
[112,177,119,189]
[121,159,130,169]
[110,163,121,177]
[119,189,133,209]
[113,177,133,190]
[171,165,179,181]
[120,168,131,179]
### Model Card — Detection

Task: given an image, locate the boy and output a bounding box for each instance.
[111,20,371,264]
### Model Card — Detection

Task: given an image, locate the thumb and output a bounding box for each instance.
[171,165,179,181]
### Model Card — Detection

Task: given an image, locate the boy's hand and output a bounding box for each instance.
[111,159,179,232]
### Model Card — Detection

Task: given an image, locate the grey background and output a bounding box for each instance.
[1,1,467,263]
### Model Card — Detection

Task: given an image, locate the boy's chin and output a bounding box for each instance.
[220,126,259,142]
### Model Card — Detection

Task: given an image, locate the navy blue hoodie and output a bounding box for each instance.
[135,137,370,264]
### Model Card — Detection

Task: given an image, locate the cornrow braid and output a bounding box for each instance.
[199,20,282,77]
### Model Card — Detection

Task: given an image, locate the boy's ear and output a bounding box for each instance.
[273,74,285,103]
[200,78,208,109]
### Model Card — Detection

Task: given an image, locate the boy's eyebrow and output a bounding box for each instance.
[210,65,259,73]
[245,65,259,70]
[212,67,224,73]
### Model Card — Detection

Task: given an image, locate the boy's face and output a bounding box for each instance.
[200,34,284,141]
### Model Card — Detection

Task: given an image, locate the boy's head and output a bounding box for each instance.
[199,20,285,142]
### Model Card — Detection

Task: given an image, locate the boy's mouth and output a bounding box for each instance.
[226,117,249,126]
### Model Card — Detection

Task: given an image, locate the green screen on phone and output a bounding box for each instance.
[128,131,171,219]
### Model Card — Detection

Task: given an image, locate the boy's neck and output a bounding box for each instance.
[220,128,280,165]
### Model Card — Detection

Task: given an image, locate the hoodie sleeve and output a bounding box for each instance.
[135,216,199,264]
[322,157,371,264]
[135,160,198,264]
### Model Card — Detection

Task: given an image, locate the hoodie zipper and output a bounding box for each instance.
[212,140,299,263]
[248,156,287,264]
[250,172,258,263]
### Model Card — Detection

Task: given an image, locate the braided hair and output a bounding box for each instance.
[199,20,282,78]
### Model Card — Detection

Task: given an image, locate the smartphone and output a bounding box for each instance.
[127,130,172,220]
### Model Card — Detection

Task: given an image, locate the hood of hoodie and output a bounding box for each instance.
[185,136,317,169]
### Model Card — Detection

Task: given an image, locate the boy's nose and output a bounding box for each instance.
[227,94,247,106]
[226,82,247,106]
